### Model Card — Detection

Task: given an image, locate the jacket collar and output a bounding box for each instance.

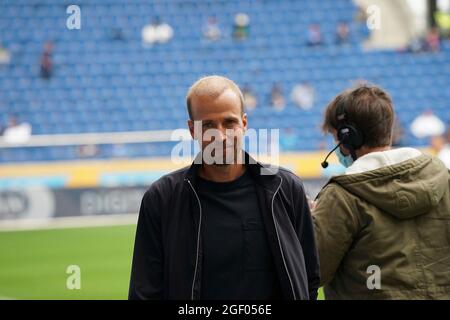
[344,147,422,175]
[185,151,281,193]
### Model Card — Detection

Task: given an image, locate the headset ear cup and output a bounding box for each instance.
[337,126,347,145]
[337,125,351,150]
[337,124,364,150]
[347,124,364,149]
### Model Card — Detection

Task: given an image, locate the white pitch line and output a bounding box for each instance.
[0,214,138,232]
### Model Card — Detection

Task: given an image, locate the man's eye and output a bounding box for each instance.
[225,121,236,127]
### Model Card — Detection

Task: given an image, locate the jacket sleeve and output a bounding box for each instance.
[293,178,321,300]
[312,184,360,287]
[128,188,164,300]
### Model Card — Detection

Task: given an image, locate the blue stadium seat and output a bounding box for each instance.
[0,0,449,162]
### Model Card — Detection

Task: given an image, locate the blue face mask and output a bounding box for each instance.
[336,147,354,168]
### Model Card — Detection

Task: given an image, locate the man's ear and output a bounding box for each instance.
[242,113,248,131]
[188,119,203,140]
[188,120,195,140]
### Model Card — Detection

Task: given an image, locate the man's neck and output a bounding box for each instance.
[355,145,391,159]
[199,163,246,183]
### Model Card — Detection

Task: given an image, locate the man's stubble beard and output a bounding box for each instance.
[210,143,243,166]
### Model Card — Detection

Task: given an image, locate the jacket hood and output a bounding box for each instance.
[330,148,449,219]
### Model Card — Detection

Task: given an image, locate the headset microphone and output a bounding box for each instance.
[321,142,342,169]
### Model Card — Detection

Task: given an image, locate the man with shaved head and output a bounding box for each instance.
[129,75,320,300]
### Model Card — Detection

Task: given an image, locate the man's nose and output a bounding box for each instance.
[215,126,227,142]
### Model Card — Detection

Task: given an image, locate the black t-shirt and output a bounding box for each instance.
[197,169,282,299]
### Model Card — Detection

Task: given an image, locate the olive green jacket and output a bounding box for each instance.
[313,151,450,299]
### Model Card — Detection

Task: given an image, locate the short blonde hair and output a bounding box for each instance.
[186,75,245,120]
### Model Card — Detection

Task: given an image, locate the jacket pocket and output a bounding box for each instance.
[243,218,274,271]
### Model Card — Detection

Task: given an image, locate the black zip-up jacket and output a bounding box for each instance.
[128,152,320,300]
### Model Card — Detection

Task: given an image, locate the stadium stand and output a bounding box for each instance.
[0,0,449,162]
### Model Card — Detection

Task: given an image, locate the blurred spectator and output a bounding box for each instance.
[307,24,322,47]
[406,36,425,53]
[410,109,445,139]
[40,41,53,79]
[242,85,257,111]
[233,13,250,40]
[77,144,100,158]
[335,21,350,45]
[270,83,286,111]
[0,44,11,65]
[203,16,221,41]
[391,118,406,147]
[425,27,441,52]
[405,27,440,54]
[291,82,315,110]
[141,17,173,47]
[109,28,125,41]
[2,115,32,144]
[354,7,368,23]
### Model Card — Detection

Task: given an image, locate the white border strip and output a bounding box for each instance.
[0,129,191,148]
[0,214,138,232]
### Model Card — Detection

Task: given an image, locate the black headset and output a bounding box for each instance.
[336,100,364,159]
[321,96,365,168]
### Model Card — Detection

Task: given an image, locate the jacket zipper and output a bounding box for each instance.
[185,178,202,300]
[271,177,297,300]
[187,176,296,299]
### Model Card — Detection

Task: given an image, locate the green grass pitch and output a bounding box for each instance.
[0,224,324,300]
